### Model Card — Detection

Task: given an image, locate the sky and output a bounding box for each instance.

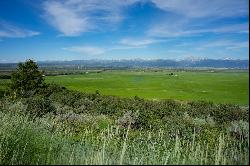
[0,0,249,62]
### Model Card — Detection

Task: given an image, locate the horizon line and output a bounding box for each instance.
[0,57,249,64]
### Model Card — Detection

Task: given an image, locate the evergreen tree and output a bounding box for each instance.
[10,59,45,97]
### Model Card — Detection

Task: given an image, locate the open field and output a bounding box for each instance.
[45,70,249,105]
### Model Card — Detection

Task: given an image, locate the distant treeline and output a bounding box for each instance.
[0,68,248,78]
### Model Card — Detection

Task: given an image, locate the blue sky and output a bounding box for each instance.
[0,0,249,62]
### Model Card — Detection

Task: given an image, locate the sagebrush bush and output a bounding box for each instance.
[25,96,55,117]
[227,120,249,139]
[117,110,139,128]
[37,83,65,97]
[74,98,94,113]
[53,102,74,115]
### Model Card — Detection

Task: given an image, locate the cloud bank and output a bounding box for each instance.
[43,0,139,36]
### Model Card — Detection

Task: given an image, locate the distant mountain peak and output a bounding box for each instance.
[0,58,248,69]
[182,56,208,62]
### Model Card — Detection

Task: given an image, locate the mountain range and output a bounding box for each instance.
[0,59,248,69]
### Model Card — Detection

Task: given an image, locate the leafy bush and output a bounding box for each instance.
[211,104,248,124]
[37,83,65,97]
[25,96,55,117]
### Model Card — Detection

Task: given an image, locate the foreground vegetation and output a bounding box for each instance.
[0,111,248,165]
[0,85,249,165]
[0,60,248,164]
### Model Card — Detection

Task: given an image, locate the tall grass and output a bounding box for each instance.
[0,111,248,165]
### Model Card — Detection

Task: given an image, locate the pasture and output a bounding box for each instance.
[45,70,249,105]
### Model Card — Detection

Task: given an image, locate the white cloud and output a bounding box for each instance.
[109,45,144,50]
[42,0,249,38]
[43,0,139,36]
[63,46,106,55]
[151,0,248,18]
[175,39,249,51]
[147,0,249,38]
[42,0,249,37]
[0,21,40,38]
[186,23,249,34]
[63,38,157,55]
[167,49,186,53]
[148,22,249,37]
[225,42,249,50]
[120,38,156,47]
[198,40,249,50]
[119,38,166,47]
[43,1,89,36]
[63,44,144,55]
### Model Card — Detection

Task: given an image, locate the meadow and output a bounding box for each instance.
[45,70,249,105]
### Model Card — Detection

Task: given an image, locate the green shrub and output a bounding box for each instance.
[74,98,94,113]
[212,104,248,124]
[25,96,55,117]
[37,83,65,97]
[53,103,74,115]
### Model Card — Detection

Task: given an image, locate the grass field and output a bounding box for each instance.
[45,70,249,105]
